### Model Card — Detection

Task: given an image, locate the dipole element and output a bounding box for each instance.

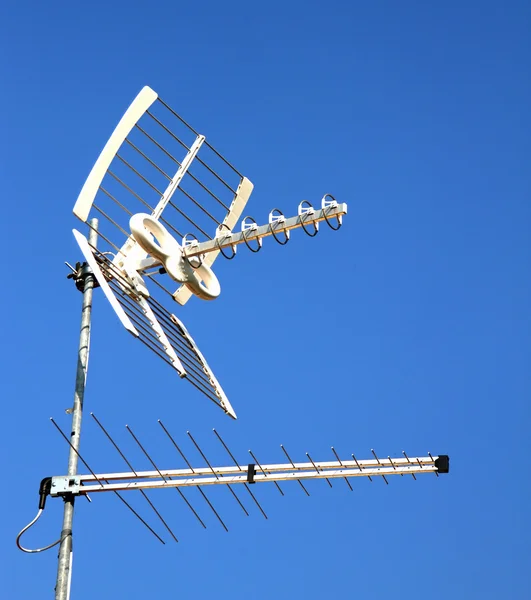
[55,218,98,600]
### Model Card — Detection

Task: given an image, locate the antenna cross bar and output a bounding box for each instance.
[183,202,348,258]
[133,202,348,273]
[50,455,448,496]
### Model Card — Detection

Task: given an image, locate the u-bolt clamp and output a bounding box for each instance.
[215,223,237,260]
[298,200,319,237]
[241,216,262,252]
[182,233,203,267]
[268,208,290,245]
[321,194,342,230]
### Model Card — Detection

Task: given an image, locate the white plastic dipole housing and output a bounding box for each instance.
[129,213,220,301]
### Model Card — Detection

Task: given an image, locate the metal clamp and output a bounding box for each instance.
[321,194,342,230]
[241,216,262,252]
[215,223,237,260]
[298,201,319,237]
[268,208,290,245]
[182,233,203,268]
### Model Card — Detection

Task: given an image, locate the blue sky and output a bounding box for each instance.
[2,1,530,598]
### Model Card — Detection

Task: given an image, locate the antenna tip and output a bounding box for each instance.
[157,419,161,423]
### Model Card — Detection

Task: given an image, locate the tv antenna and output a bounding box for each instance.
[16,86,449,600]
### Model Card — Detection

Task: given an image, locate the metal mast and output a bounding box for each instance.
[55,219,98,600]
[15,86,450,598]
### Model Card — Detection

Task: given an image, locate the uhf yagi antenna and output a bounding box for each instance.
[71,85,347,419]
[17,86,448,600]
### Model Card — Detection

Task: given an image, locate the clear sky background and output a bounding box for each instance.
[2,1,530,599]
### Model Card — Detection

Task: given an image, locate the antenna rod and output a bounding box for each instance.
[55,218,98,600]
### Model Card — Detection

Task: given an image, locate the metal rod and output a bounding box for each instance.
[93,203,130,237]
[167,201,213,239]
[388,456,402,477]
[183,170,230,212]
[85,220,121,253]
[99,186,133,215]
[90,413,178,542]
[371,449,389,485]
[331,447,353,491]
[145,110,230,211]
[428,452,439,477]
[50,418,104,489]
[156,97,244,177]
[190,159,237,194]
[352,453,372,482]
[55,218,98,600]
[137,119,237,196]
[116,154,163,196]
[144,272,175,299]
[188,431,249,516]
[71,462,439,494]
[213,429,268,519]
[187,431,219,479]
[100,274,220,397]
[125,138,172,181]
[306,452,333,488]
[146,109,190,152]
[113,291,216,391]
[105,174,187,241]
[52,410,167,545]
[176,186,221,225]
[280,444,310,496]
[77,455,438,482]
[402,451,417,481]
[212,429,241,469]
[127,426,206,528]
[158,421,229,532]
[112,491,165,544]
[135,123,183,166]
[107,170,157,213]
[249,450,284,496]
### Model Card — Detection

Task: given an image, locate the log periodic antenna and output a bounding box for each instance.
[19,413,449,546]
[14,85,450,600]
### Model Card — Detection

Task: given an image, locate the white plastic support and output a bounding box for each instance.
[321,194,338,209]
[72,229,139,337]
[170,314,237,419]
[241,216,263,250]
[137,296,186,377]
[269,208,290,242]
[129,213,221,301]
[73,86,158,222]
[152,135,205,220]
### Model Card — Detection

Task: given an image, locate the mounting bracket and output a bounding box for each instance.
[51,476,82,497]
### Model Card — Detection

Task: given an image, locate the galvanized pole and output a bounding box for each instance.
[55,219,98,600]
